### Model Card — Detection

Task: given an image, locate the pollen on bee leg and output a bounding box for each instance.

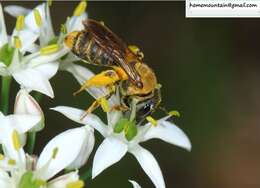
[12,130,21,151]
[33,9,42,27]
[15,15,25,31]
[66,180,85,188]
[98,97,110,112]
[73,0,87,16]
[146,116,158,126]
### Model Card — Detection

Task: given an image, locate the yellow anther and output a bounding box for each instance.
[169,110,180,117]
[15,15,25,31]
[52,147,59,159]
[66,180,85,188]
[47,0,53,6]
[98,97,110,112]
[8,159,16,165]
[146,116,158,126]
[40,44,59,55]
[14,36,22,49]
[73,1,87,16]
[33,9,42,27]
[12,130,21,151]
[0,154,4,160]
[60,24,67,34]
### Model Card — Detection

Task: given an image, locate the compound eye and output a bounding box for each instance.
[136,81,143,89]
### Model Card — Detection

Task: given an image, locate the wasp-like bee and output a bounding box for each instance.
[64,19,161,121]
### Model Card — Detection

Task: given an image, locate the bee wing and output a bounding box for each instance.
[83,19,142,86]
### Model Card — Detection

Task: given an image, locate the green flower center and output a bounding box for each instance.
[0,44,15,66]
[114,118,137,141]
[18,171,46,188]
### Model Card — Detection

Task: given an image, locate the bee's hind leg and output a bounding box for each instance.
[73,69,121,96]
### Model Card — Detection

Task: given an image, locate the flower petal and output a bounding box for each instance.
[47,171,80,188]
[141,120,192,151]
[0,4,8,48]
[67,126,95,169]
[129,145,165,188]
[28,61,59,80]
[66,13,87,32]
[12,29,39,53]
[36,127,87,180]
[129,180,142,188]
[14,89,44,132]
[0,62,8,76]
[6,114,41,134]
[24,3,46,33]
[0,169,13,187]
[12,68,54,98]
[92,137,127,178]
[51,106,108,136]
[4,5,30,17]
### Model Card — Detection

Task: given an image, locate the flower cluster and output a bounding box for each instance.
[0,1,191,188]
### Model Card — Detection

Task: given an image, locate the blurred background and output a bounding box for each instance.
[3,1,260,188]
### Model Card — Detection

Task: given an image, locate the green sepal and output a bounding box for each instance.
[124,120,137,141]
[18,171,46,188]
[0,44,15,66]
[114,118,128,133]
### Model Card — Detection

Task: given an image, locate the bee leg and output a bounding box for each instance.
[80,100,100,120]
[73,70,120,96]
[80,91,114,120]
[110,104,128,112]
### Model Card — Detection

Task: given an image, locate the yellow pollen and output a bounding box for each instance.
[40,44,59,55]
[8,159,16,166]
[73,1,87,16]
[0,154,4,160]
[33,9,42,27]
[12,130,21,151]
[14,36,22,49]
[52,147,59,159]
[168,110,180,117]
[66,180,85,188]
[146,116,158,126]
[98,97,110,112]
[15,15,25,31]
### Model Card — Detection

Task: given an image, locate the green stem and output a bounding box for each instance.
[80,167,92,181]
[26,132,36,155]
[1,76,12,114]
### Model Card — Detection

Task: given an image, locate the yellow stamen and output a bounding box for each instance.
[73,1,87,16]
[169,110,180,117]
[146,116,158,126]
[40,44,59,55]
[8,159,16,165]
[33,9,42,27]
[67,180,85,188]
[47,0,53,6]
[15,15,25,31]
[12,130,21,151]
[0,154,4,160]
[98,97,110,112]
[52,147,59,159]
[14,36,22,49]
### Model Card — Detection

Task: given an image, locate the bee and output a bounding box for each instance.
[64,19,161,121]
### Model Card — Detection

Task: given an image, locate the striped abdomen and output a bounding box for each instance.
[72,31,115,67]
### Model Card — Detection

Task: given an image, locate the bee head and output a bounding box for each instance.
[64,31,79,49]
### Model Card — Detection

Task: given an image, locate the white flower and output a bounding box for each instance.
[0,124,88,188]
[0,3,59,98]
[129,180,142,188]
